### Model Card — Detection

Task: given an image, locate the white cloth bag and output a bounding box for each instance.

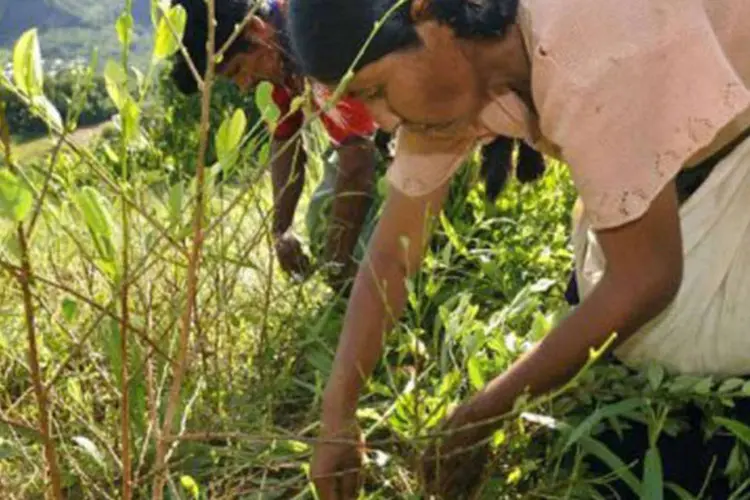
[572,137,750,376]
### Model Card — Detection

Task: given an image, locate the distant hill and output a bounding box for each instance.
[0,0,153,66]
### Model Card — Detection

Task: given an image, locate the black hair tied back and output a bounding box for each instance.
[480,137,546,202]
[428,0,519,39]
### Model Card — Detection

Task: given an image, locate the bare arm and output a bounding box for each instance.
[324,138,377,282]
[466,180,684,428]
[322,181,451,423]
[271,137,307,236]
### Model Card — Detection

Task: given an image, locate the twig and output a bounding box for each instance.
[16,227,64,499]
[152,0,216,495]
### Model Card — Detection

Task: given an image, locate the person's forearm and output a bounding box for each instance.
[271,138,306,235]
[322,250,409,421]
[469,269,679,425]
[325,140,376,270]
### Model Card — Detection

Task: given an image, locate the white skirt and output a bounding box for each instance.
[572,136,750,376]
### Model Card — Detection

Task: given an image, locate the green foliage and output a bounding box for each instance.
[1,12,749,500]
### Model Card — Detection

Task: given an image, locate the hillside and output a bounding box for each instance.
[0,0,153,65]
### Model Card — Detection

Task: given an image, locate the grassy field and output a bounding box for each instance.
[9,122,111,162]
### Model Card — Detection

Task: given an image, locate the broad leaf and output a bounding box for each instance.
[215,109,247,167]
[255,81,281,127]
[0,170,33,222]
[104,60,128,110]
[12,29,43,96]
[115,12,134,48]
[153,4,187,62]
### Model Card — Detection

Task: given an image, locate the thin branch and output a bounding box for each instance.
[16,227,63,499]
[152,0,217,495]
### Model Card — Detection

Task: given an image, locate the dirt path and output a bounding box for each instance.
[11,120,111,162]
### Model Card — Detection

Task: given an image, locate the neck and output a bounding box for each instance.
[464,24,531,98]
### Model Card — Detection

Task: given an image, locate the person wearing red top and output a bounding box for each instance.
[170,0,384,285]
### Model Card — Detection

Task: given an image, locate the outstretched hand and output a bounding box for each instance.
[274,232,312,279]
[311,420,364,500]
[420,403,493,499]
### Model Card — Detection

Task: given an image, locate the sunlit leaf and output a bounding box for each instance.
[0,170,33,222]
[255,81,281,128]
[31,95,63,131]
[215,109,247,167]
[67,379,83,406]
[153,4,187,62]
[467,358,485,391]
[104,60,128,109]
[12,29,43,96]
[76,187,113,238]
[180,475,200,499]
[115,12,134,48]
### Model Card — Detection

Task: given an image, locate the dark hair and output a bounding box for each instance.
[288,0,420,83]
[480,137,545,201]
[428,0,519,39]
[288,0,518,83]
[170,0,266,94]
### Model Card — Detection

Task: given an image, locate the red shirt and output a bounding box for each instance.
[271,84,376,145]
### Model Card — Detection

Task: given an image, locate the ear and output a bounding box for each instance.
[410,0,433,22]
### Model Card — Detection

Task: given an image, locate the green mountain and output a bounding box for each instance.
[0,0,153,65]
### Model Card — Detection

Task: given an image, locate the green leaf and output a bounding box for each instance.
[665,483,698,500]
[714,417,750,447]
[647,363,665,391]
[180,475,200,499]
[67,379,83,406]
[564,398,645,452]
[693,377,714,395]
[168,181,184,225]
[719,378,745,394]
[258,142,270,165]
[72,436,106,469]
[120,96,141,145]
[115,12,134,48]
[153,4,187,62]
[104,60,128,109]
[642,447,664,500]
[12,29,43,96]
[742,381,750,396]
[76,187,113,238]
[150,0,161,26]
[467,358,485,391]
[255,81,281,127]
[31,95,62,131]
[215,109,247,167]
[0,443,18,461]
[578,435,642,496]
[62,298,78,322]
[0,170,33,222]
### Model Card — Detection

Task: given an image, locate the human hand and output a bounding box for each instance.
[274,232,311,279]
[311,418,364,500]
[420,402,493,499]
